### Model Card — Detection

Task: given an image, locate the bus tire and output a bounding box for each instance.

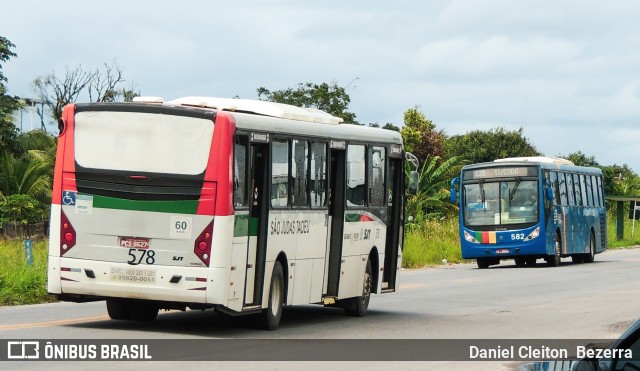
[546,233,562,267]
[106,299,131,320]
[525,258,536,267]
[130,303,159,321]
[477,258,490,269]
[345,258,372,317]
[584,232,596,264]
[259,261,284,330]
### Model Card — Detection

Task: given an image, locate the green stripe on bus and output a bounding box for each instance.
[345,213,361,222]
[234,215,259,237]
[91,195,199,214]
[234,214,249,237]
[249,217,259,236]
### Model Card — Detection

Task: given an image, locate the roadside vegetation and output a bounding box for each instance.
[0,239,54,305]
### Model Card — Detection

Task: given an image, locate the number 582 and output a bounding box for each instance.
[510,233,525,241]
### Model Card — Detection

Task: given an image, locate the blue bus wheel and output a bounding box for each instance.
[546,233,562,267]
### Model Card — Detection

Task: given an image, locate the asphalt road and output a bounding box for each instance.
[1,247,639,370]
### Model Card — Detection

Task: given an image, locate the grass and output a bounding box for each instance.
[0,238,56,305]
[402,217,462,268]
[607,212,640,248]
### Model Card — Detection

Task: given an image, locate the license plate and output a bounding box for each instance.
[496,249,510,254]
[110,266,156,284]
[119,236,150,249]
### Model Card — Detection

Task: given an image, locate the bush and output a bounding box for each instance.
[0,194,46,225]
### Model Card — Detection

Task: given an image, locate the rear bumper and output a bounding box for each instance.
[48,256,227,305]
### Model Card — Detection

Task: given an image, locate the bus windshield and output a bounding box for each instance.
[463,179,538,227]
[74,111,214,175]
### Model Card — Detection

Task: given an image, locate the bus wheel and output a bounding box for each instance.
[546,233,561,267]
[106,299,131,320]
[477,258,490,269]
[584,232,596,264]
[344,259,373,317]
[130,303,159,321]
[514,258,526,267]
[259,261,284,330]
[345,258,373,317]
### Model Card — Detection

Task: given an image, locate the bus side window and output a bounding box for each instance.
[550,171,560,206]
[292,139,309,207]
[310,142,327,208]
[596,176,604,207]
[558,173,568,206]
[346,145,366,207]
[271,139,290,208]
[573,174,584,206]
[585,175,594,207]
[234,136,249,208]
[368,146,386,207]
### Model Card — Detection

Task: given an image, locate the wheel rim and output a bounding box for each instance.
[270,275,282,317]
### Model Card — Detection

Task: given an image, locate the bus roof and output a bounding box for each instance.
[163,96,403,146]
[463,156,602,175]
[165,96,344,125]
[493,156,574,166]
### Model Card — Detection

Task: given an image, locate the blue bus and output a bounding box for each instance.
[450,157,607,268]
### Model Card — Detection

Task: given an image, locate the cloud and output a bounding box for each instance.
[411,36,582,80]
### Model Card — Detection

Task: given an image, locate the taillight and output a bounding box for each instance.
[194,220,214,266]
[60,210,76,256]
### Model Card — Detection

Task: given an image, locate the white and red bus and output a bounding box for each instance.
[47,97,408,330]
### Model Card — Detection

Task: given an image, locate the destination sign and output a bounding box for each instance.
[463,166,537,180]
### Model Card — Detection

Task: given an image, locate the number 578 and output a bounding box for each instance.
[128,249,156,265]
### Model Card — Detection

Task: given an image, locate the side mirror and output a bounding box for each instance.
[408,171,419,195]
[544,179,554,201]
[450,177,461,203]
[545,187,553,201]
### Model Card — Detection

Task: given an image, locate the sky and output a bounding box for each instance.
[3,0,640,172]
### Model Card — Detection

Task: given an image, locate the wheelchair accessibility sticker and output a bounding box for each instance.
[62,191,93,214]
[62,191,76,206]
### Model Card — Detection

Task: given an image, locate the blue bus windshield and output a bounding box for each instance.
[463,179,539,227]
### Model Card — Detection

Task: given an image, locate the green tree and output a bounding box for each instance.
[603,164,640,196]
[446,127,540,164]
[257,81,358,124]
[0,150,52,204]
[400,106,446,165]
[0,36,22,156]
[382,123,400,131]
[406,155,463,221]
[561,151,600,167]
[17,129,56,174]
[0,194,45,225]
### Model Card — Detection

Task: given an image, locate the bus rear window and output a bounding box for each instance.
[74,111,214,175]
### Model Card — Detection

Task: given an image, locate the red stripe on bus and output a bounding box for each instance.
[360,214,375,222]
[198,112,236,216]
[52,104,78,205]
